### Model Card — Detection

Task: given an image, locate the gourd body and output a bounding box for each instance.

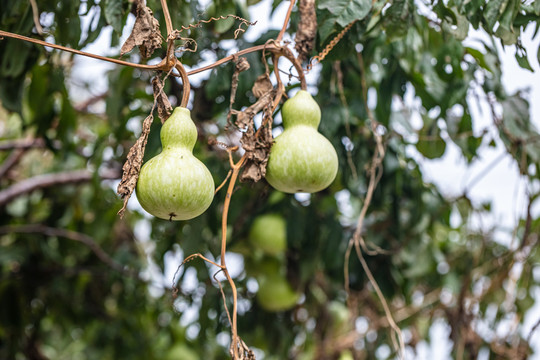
[266,90,338,193]
[248,214,287,256]
[256,274,299,312]
[136,107,214,220]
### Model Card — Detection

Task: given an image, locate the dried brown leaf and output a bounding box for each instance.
[236,57,250,72]
[120,0,162,58]
[117,114,154,218]
[295,0,317,63]
[252,74,273,98]
[152,76,173,123]
[237,89,276,183]
[227,57,251,128]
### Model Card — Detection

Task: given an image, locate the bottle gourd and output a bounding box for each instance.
[136,107,214,220]
[266,90,338,193]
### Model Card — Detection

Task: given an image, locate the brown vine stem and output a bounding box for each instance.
[220,150,247,359]
[29,0,44,35]
[160,0,174,36]
[0,29,303,86]
[174,61,191,108]
[187,43,280,75]
[0,30,162,70]
[276,0,297,42]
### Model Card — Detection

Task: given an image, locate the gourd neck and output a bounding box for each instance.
[281,90,321,129]
[160,107,198,151]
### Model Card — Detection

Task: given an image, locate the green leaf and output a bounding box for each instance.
[417,117,446,159]
[318,0,371,27]
[484,0,506,31]
[537,43,540,67]
[104,0,125,34]
[515,49,533,72]
[383,0,411,37]
[442,8,470,41]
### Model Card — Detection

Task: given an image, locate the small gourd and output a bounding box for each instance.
[136,107,214,220]
[266,90,338,193]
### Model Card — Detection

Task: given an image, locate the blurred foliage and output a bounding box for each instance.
[1,0,540,359]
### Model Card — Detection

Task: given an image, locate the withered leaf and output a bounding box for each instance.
[120,0,162,58]
[295,0,317,63]
[233,89,275,130]
[237,89,276,183]
[117,114,154,218]
[227,57,251,128]
[152,76,172,123]
[240,126,273,183]
[236,57,250,72]
[252,74,273,98]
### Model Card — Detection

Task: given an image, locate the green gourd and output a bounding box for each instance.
[136,107,214,220]
[266,90,338,193]
[248,214,287,256]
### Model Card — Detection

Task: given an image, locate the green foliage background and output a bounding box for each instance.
[1,0,540,359]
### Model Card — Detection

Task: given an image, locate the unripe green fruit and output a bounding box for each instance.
[256,273,300,312]
[248,214,287,256]
[266,90,338,193]
[136,107,214,220]
[165,344,198,360]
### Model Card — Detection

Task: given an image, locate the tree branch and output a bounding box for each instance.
[0,224,137,278]
[0,168,120,207]
[0,138,48,151]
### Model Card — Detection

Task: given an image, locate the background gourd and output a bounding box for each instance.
[265,90,339,193]
[136,107,214,220]
[248,213,287,256]
[253,258,300,312]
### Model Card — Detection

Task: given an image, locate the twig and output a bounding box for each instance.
[220,155,247,359]
[29,0,44,35]
[0,168,120,207]
[215,170,233,195]
[343,50,404,358]
[0,30,161,70]
[0,149,25,180]
[464,151,507,193]
[160,0,174,36]
[334,61,358,181]
[0,224,137,278]
[276,0,297,42]
[74,92,108,112]
[353,241,405,359]
[527,317,540,344]
[0,138,47,151]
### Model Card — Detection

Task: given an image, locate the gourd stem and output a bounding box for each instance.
[175,62,191,108]
[270,47,307,90]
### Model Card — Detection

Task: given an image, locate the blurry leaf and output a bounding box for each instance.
[417,117,446,159]
[0,39,33,78]
[318,0,371,27]
[56,2,82,47]
[465,47,491,72]
[382,0,411,37]
[515,49,533,71]
[442,8,469,41]
[484,0,506,31]
[104,0,126,34]
[538,43,540,67]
